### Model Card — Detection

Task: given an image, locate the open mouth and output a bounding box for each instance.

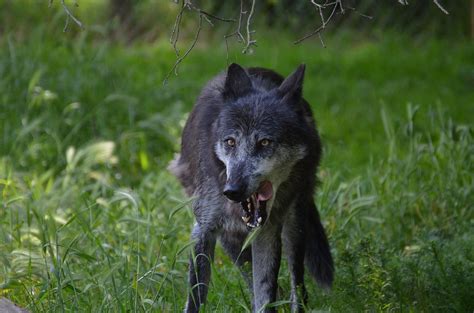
[240,181,273,228]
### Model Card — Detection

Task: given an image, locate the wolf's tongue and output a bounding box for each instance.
[257,181,273,201]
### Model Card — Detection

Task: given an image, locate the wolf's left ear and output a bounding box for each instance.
[278,64,305,102]
[223,63,253,100]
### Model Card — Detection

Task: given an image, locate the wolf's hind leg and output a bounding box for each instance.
[283,210,307,313]
[186,224,217,313]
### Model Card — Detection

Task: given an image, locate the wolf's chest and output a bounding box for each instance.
[220,201,251,233]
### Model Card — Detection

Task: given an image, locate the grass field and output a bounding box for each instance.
[0,19,473,312]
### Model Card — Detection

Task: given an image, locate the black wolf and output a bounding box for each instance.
[169,63,333,312]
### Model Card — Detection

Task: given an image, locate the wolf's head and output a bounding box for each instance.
[214,63,314,227]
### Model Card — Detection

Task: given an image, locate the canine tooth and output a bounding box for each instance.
[251,194,257,208]
[242,216,250,223]
[257,217,262,223]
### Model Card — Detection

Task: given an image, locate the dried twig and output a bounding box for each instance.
[50,0,84,31]
[242,0,257,54]
[167,0,242,82]
[165,0,238,85]
[224,0,260,63]
[345,6,373,20]
[164,13,203,85]
[166,0,449,78]
[194,8,236,24]
[294,0,448,45]
[432,0,449,15]
[170,0,186,57]
[294,0,343,45]
[224,0,247,61]
[399,0,449,14]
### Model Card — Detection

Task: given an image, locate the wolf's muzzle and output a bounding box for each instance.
[223,183,246,202]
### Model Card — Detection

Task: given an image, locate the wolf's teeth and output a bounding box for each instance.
[247,202,251,209]
[257,217,262,223]
[242,216,250,223]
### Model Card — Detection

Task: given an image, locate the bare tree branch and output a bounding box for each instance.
[170,0,186,57]
[399,0,449,14]
[225,0,247,61]
[166,0,449,78]
[242,0,257,54]
[166,0,237,84]
[294,0,343,45]
[194,8,236,24]
[345,6,373,20]
[164,13,203,85]
[167,0,252,82]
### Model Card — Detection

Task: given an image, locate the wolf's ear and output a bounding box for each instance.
[223,63,253,100]
[278,64,305,102]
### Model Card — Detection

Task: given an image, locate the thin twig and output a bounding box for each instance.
[318,33,326,48]
[164,14,203,85]
[64,14,70,32]
[168,0,235,81]
[399,0,449,14]
[242,0,257,54]
[235,0,246,43]
[294,0,342,45]
[433,0,449,15]
[195,9,236,23]
[170,0,186,57]
[224,0,247,63]
[60,0,84,31]
[346,6,373,20]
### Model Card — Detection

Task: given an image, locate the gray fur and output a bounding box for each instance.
[170,63,334,312]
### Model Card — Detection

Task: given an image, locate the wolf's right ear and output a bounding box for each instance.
[223,63,253,100]
[278,64,306,102]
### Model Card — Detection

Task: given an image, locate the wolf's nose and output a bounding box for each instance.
[223,184,245,202]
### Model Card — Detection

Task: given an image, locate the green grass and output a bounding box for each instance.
[1,23,473,312]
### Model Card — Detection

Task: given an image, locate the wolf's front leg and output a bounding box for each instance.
[185,224,217,313]
[283,216,307,313]
[251,225,282,313]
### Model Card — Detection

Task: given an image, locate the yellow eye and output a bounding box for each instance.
[260,139,270,146]
[226,138,236,147]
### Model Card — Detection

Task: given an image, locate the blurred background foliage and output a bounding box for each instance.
[0,0,472,42]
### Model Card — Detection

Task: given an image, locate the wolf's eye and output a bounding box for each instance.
[225,138,236,147]
[259,139,271,147]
